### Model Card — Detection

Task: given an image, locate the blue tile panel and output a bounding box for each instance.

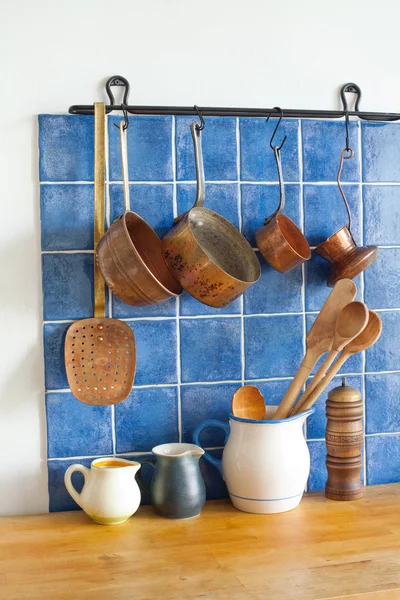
[362,122,400,182]
[41,185,94,251]
[39,115,400,510]
[302,120,360,182]
[115,386,179,453]
[176,116,237,181]
[240,118,300,182]
[108,116,173,182]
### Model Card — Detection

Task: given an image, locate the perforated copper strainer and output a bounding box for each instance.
[64,103,136,406]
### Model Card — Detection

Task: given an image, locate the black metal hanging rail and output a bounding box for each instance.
[69,77,400,122]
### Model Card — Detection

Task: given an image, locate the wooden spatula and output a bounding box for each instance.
[64,103,136,405]
[292,300,368,416]
[293,310,382,415]
[272,278,357,419]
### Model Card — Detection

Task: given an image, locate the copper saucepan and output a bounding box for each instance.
[161,121,260,308]
[96,121,182,306]
[255,145,311,273]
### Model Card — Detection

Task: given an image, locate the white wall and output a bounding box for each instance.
[1,0,398,515]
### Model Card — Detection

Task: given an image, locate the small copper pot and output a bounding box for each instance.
[315,225,377,287]
[96,122,182,306]
[162,122,260,309]
[315,148,377,287]
[255,146,310,273]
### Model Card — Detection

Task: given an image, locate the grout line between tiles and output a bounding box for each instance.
[40,180,400,186]
[237,117,245,386]
[358,121,367,486]
[172,116,183,443]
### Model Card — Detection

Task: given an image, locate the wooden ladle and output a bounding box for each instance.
[231,385,265,420]
[293,310,382,415]
[292,301,369,415]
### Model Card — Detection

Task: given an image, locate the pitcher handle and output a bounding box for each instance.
[136,458,156,496]
[64,464,89,508]
[192,420,230,477]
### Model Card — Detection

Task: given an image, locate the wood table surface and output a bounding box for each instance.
[2,484,400,600]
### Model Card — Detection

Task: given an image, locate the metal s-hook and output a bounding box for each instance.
[340,83,361,150]
[194,105,205,133]
[266,107,287,151]
[113,104,129,130]
[337,147,354,235]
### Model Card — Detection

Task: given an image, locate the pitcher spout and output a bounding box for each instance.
[152,443,205,458]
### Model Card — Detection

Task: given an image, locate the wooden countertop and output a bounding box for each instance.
[2,484,400,600]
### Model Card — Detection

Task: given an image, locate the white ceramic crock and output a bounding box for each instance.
[193,405,314,514]
[64,457,141,525]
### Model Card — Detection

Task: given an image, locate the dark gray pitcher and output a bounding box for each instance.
[137,443,206,519]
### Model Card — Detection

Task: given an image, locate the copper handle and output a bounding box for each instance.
[93,102,106,319]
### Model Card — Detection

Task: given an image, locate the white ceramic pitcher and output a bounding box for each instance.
[193,405,314,514]
[64,457,141,525]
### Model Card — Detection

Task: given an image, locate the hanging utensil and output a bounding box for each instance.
[255,109,311,273]
[293,310,382,415]
[291,301,369,416]
[96,116,181,306]
[272,278,357,420]
[162,111,260,308]
[231,385,265,420]
[314,109,377,287]
[65,103,136,406]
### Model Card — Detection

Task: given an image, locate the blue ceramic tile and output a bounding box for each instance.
[42,253,93,321]
[41,185,94,251]
[115,386,179,453]
[48,458,93,512]
[250,379,291,407]
[109,184,174,237]
[129,320,177,385]
[240,118,300,182]
[108,116,172,181]
[362,122,400,182]
[304,185,361,246]
[306,315,363,375]
[43,323,70,390]
[364,249,400,309]
[304,253,362,312]
[199,449,229,500]
[307,440,327,491]
[366,434,400,485]
[179,291,241,317]
[307,375,363,440]
[364,186,400,245]
[366,311,400,373]
[181,383,238,446]
[176,117,237,181]
[366,373,400,434]
[244,255,302,315]
[176,183,239,228]
[39,115,94,182]
[46,392,112,458]
[244,315,304,379]
[112,294,177,319]
[241,184,301,246]
[302,120,360,182]
[180,318,241,383]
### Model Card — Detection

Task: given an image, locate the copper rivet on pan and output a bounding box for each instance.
[97,336,104,341]
[98,324,104,330]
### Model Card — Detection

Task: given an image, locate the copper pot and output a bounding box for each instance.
[96,122,181,306]
[315,148,377,287]
[161,122,260,309]
[256,146,310,273]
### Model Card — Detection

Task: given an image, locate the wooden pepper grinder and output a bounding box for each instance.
[325,377,363,501]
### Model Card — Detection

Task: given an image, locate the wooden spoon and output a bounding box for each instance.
[273,279,357,419]
[231,385,265,420]
[293,310,382,415]
[292,301,369,415]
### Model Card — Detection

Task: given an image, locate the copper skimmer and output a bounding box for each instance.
[64,103,136,406]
